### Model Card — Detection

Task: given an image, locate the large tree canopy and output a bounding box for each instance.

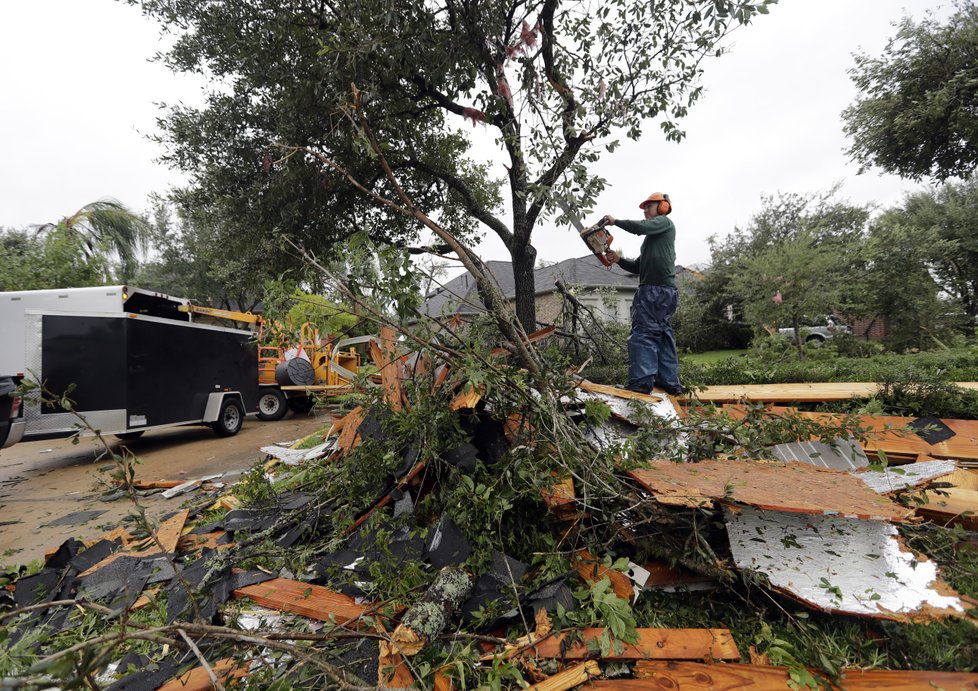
[898,177,978,331]
[709,189,870,357]
[843,2,978,182]
[134,0,772,328]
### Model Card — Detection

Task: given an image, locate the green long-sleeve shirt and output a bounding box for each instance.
[615,216,676,287]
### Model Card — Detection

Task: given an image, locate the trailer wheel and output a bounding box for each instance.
[212,397,244,437]
[256,388,288,421]
[288,396,315,415]
[115,431,145,441]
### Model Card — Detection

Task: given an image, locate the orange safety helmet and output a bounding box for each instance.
[639,192,671,215]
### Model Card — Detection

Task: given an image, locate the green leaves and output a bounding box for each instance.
[843,3,978,182]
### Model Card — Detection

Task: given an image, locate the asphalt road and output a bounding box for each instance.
[0,413,329,566]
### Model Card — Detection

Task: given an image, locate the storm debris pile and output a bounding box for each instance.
[2,327,978,689]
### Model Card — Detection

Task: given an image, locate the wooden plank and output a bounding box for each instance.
[518,628,740,661]
[177,531,233,555]
[693,382,978,403]
[540,474,577,516]
[629,460,911,522]
[489,325,556,358]
[940,469,978,491]
[618,661,978,690]
[449,383,483,410]
[336,406,366,453]
[78,509,189,577]
[572,551,634,601]
[782,410,978,462]
[526,660,600,691]
[578,380,666,403]
[916,488,978,530]
[157,658,249,691]
[372,326,404,412]
[642,560,716,590]
[232,578,373,626]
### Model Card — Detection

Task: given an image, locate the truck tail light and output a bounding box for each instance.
[10,396,22,418]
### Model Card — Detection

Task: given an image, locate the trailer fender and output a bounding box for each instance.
[203,391,245,423]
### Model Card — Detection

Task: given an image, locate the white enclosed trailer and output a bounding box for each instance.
[0,286,259,448]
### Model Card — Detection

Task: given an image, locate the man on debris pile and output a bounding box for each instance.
[604,192,685,396]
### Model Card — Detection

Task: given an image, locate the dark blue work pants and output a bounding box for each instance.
[627,284,680,393]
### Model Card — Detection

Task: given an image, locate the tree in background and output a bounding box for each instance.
[729,230,849,360]
[136,198,273,312]
[708,190,869,357]
[34,199,151,283]
[843,2,978,182]
[897,178,978,335]
[860,214,952,351]
[134,0,773,330]
[0,227,103,291]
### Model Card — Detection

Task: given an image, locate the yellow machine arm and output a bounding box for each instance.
[177,304,261,325]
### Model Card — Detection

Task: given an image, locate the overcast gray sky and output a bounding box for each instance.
[0,0,949,271]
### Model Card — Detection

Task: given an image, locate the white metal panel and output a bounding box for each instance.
[724,505,965,619]
[0,287,126,376]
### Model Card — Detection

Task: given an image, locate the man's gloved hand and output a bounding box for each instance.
[603,215,617,226]
[605,250,620,264]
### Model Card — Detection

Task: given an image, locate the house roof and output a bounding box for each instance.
[421,254,696,318]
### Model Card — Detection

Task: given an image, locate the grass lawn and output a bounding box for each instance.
[682,349,748,364]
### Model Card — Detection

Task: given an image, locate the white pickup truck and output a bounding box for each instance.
[778,317,852,344]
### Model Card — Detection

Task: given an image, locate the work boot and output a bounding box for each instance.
[660,384,686,396]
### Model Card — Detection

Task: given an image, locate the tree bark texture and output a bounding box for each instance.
[391,566,474,656]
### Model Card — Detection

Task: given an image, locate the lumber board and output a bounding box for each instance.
[629,460,911,521]
[691,382,978,403]
[232,577,373,626]
[336,406,366,453]
[518,628,740,661]
[572,550,634,601]
[798,410,978,462]
[616,661,978,690]
[916,488,978,530]
[940,469,978,491]
[371,326,404,412]
[77,509,189,577]
[526,660,600,691]
[449,384,483,410]
[578,380,666,403]
[157,658,248,691]
[489,325,556,357]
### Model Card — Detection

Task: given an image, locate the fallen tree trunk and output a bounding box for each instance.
[392,566,473,656]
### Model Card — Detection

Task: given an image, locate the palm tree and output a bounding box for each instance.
[35,199,151,282]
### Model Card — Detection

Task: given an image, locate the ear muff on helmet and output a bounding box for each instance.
[640,192,672,215]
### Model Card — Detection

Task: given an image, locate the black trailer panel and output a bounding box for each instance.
[41,314,127,415]
[23,312,258,439]
[125,316,258,426]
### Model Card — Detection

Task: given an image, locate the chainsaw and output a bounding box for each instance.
[555,196,615,266]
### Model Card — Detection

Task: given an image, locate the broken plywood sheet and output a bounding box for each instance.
[855,459,959,494]
[727,407,978,462]
[724,505,967,620]
[577,380,678,413]
[232,577,374,626]
[916,487,978,531]
[629,460,912,521]
[574,388,679,426]
[766,438,869,471]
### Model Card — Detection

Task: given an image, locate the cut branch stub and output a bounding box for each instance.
[391,566,474,656]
